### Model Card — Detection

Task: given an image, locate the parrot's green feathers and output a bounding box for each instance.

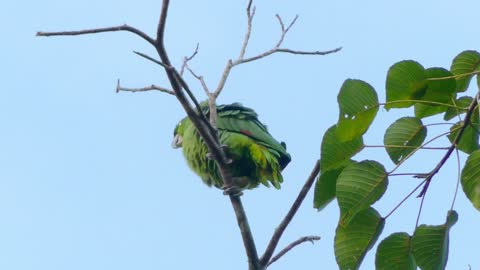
[173,102,291,190]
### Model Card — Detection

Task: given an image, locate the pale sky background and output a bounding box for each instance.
[2,1,480,269]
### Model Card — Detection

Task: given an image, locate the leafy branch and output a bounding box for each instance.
[315,51,480,269]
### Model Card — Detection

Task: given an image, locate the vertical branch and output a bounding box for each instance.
[155,2,260,268]
[238,0,256,60]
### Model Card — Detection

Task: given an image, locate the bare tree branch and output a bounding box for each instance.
[133,51,169,68]
[37,24,156,47]
[260,161,320,267]
[116,80,175,95]
[180,43,200,76]
[185,64,211,94]
[213,11,341,97]
[238,0,256,59]
[267,236,321,267]
[238,47,342,65]
[274,14,297,47]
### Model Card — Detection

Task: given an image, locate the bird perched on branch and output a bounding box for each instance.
[172,102,291,191]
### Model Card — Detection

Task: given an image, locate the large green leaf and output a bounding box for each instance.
[447,112,480,154]
[414,68,457,118]
[320,125,364,172]
[314,161,353,210]
[422,68,457,103]
[335,207,385,270]
[336,79,379,141]
[375,232,416,270]
[384,117,427,164]
[415,103,449,119]
[461,150,480,210]
[450,50,480,92]
[412,210,458,270]
[444,96,473,120]
[386,60,428,110]
[337,160,388,226]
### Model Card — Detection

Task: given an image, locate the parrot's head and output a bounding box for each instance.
[172,117,188,149]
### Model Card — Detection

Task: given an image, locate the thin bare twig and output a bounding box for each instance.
[379,100,468,110]
[267,236,321,267]
[185,65,211,94]
[274,14,297,47]
[389,173,430,177]
[116,80,175,95]
[427,70,480,81]
[37,24,157,47]
[238,47,342,65]
[450,148,461,210]
[388,127,462,175]
[133,51,169,68]
[171,69,216,134]
[415,185,429,227]
[260,161,320,267]
[238,0,256,59]
[180,43,200,76]
[384,180,427,219]
[365,144,450,150]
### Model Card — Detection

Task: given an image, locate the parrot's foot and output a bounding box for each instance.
[222,185,243,196]
[220,145,233,164]
[222,176,249,196]
[206,145,233,164]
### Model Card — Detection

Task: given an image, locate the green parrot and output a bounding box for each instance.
[172,102,291,190]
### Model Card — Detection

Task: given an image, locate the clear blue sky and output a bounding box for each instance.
[2,0,479,269]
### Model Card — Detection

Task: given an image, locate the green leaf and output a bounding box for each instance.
[337,160,388,226]
[415,103,449,119]
[412,210,458,270]
[335,207,385,270]
[386,60,428,110]
[447,112,480,154]
[444,96,473,121]
[461,150,480,210]
[422,68,457,103]
[375,232,416,270]
[414,68,457,118]
[384,117,427,164]
[314,161,353,210]
[320,125,364,172]
[336,79,379,141]
[450,50,480,92]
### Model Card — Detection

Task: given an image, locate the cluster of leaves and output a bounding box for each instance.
[314,50,480,269]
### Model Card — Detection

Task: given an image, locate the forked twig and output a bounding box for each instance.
[267,236,321,267]
[180,43,200,76]
[213,8,341,98]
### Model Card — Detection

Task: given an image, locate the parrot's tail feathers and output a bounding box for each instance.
[249,144,284,189]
